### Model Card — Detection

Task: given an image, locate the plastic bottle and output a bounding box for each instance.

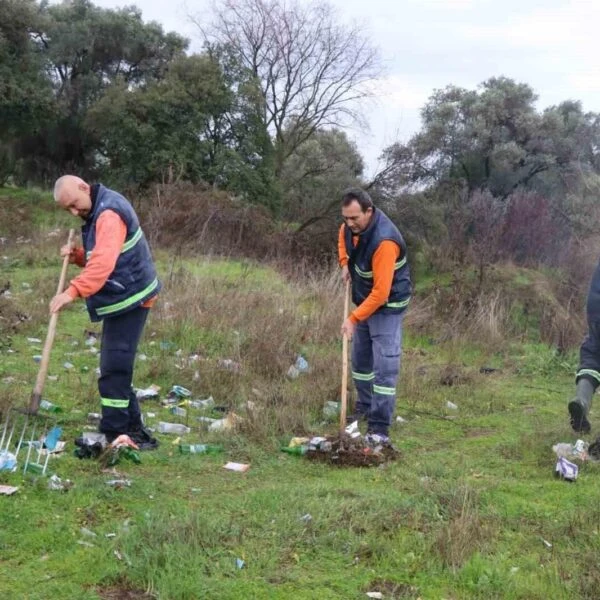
[169,406,187,417]
[281,445,308,456]
[120,447,141,464]
[157,422,191,435]
[178,443,223,455]
[39,399,62,413]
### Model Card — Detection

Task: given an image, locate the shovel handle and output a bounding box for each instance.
[29,228,75,413]
[339,280,350,436]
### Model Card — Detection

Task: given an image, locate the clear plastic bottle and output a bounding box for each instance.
[157,422,191,435]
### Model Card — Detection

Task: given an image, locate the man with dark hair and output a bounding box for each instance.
[568,262,600,433]
[50,175,161,449]
[338,187,411,444]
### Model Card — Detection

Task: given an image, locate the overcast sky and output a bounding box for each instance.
[56,0,600,178]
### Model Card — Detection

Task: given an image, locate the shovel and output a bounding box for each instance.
[0,229,74,474]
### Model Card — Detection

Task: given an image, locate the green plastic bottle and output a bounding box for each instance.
[280,446,308,456]
[120,447,141,464]
[39,399,62,413]
[178,444,223,455]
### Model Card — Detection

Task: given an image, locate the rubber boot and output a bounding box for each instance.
[568,378,595,434]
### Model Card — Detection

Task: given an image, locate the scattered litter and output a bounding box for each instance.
[172,437,181,445]
[63,361,74,370]
[80,527,97,538]
[87,412,101,424]
[541,538,553,549]
[74,432,107,459]
[552,440,588,461]
[0,450,17,472]
[366,593,383,599]
[287,355,309,379]
[289,437,310,448]
[47,375,58,382]
[396,416,407,423]
[345,421,359,435]
[217,358,241,373]
[178,443,223,455]
[157,422,190,435]
[188,396,215,409]
[135,384,160,401]
[138,353,147,361]
[169,385,191,399]
[106,479,132,488]
[0,485,19,495]
[236,558,245,569]
[146,412,156,418]
[159,341,175,351]
[2,376,15,384]
[555,457,578,482]
[27,337,42,344]
[446,401,458,410]
[209,412,242,432]
[48,474,73,491]
[33,355,42,363]
[105,533,117,538]
[197,416,218,426]
[300,513,312,523]
[323,401,340,419]
[169,406,187,417]
[43,426,62,452]
[85,335,97,346]
[77,540,95,548]
[223,462,250,473]
[39,399,62,413]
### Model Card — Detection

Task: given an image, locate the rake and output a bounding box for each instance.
[0,229,74,475]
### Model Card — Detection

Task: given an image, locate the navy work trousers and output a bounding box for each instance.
[351,311,404,435]
[98,306,149,436]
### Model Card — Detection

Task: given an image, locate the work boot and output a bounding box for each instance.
[568,378,595,434]
[127,425,159,451]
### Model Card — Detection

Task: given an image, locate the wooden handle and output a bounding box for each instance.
[339,279,350,436]
[29,229,75,413]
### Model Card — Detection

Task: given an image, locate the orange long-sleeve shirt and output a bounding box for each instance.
[338,224,400,324]
[66,210,156,308]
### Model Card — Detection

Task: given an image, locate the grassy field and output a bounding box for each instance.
[0,188,598,600]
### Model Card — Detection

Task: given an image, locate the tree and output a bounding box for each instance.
[279,128,363,229]
[378,77,600,200]
[195,0,379,176]
[10,0,188,183]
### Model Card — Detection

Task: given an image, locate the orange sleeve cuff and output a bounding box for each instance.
[66,285,80,300]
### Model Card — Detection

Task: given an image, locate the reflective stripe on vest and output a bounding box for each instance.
[354,255,407,279]
[96,278,159,317]
[577,369,600,384]
[86,227,144,260]
[385,297,411,309]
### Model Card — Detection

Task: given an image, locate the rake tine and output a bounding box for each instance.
[0,410,11,452]
[14,414,29,459]
[3,419,17,455]
[22,420,37,474]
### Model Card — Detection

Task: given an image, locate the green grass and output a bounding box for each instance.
[0,191,597,599]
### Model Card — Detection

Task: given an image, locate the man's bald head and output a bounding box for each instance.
[54,175,92,220]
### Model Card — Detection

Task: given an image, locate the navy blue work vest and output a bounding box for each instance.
[344,207,411,314]
[81,184,160,322]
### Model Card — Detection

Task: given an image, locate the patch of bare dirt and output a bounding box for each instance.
[306,434,399,467]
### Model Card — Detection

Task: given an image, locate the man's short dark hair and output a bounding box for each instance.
[341,188,373,212]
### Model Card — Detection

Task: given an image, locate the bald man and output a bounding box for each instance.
[51,176,161,449]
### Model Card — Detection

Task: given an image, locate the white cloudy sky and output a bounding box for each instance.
[55,0,600,178]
